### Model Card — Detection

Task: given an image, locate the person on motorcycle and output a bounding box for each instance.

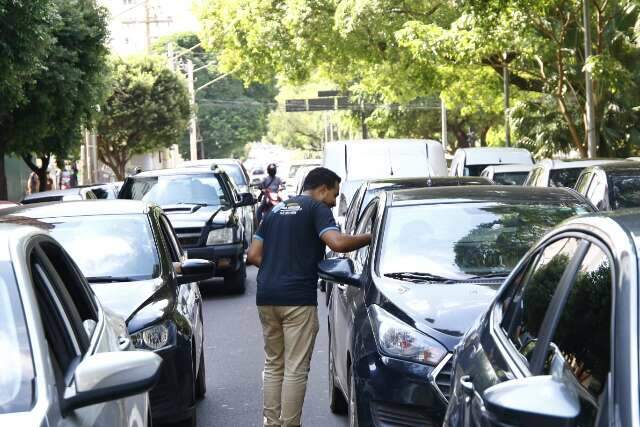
[257,163,283,222]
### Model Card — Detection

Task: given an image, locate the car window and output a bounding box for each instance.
[500,238,580,364]
[159,214,183,262]
[221,164,248,187]
[611,175,640,209]
[575,172,593,194]
[354,202,377,267]
[121,173,230,207]
[524,167,541,186]
[493,172,529,186]
[586,173,608,210]
[0,262,35,413]
[541,244,612,422]
[46,214,160,282]
[343,187,362,234]
[550,168,584,188]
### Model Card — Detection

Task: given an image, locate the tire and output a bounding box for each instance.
[178,411,197,427]
[348,365,359,427]
[224,261,246,294]
[329,337,348,414]
[195,348,206,399]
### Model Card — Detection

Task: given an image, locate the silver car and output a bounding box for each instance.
[0,221,161,426]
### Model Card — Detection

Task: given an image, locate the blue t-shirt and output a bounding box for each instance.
[255,195,338,306]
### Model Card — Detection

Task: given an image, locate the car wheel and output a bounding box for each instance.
[224,261,246,294]
[348,365,359,427]
[195,348,206,399]
[329,337,348,414]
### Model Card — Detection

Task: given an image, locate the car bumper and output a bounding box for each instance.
[354,352,448,426]
[149,344,195,423]
[186,242,244,274]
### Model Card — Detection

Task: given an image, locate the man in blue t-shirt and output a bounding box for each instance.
[247,167,371,427]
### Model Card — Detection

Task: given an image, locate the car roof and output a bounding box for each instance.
[132,166,221,177]
[536,159,620,170]
[182,158,241,167]
[584,161,640,176]
[366,176,492,187]
[22,188,83,200]
[454,147,533,165]
[1,200,153,219]
[388,185,588,207]
[483,164,533,173]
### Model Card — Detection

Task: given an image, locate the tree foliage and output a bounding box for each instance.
[97,56,191,180]
[153,32,276,159]
[0,0,56,197]
[199,0,640,157]
[10,0,110,190]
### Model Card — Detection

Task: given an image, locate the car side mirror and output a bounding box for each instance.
[482,376,579,427]
[63,351,162,414]
[318,258,361,287]
[177,259,215,284]
[236,192,257,207]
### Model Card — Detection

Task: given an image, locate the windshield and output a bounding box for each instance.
[493,172,529,185]
[379,203,588,280]
[612,175,640,209]
[122,174,230,207]
[0,264,34,413]
[220,164,247,187]
[47,215,160,281]
[549,168,584,188]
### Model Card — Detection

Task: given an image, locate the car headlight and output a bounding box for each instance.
[130,321,175,350]
[206,228,234,245]
[368,305,447,366]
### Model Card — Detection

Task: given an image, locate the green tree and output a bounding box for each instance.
[153,32,276,159]
[0,0,56,197]
[9,0,110,190]
[97,56,191,180]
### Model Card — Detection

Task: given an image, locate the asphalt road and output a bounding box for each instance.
[194,267,348,427]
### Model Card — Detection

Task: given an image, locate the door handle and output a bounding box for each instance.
[460,375,475,397]
[118,336,131,351]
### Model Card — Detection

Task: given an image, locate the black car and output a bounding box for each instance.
[321,176,493,303]
[4,200,214,426]
[319,186,592,426]
[444,208,640,427]
[574,160,640,210]
[119,165,256,292]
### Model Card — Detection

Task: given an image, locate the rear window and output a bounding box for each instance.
[22,196,63,204]
[0,263,35,413]
[611,175,640,209]
[493,172,529,185]
[549,168,584,188]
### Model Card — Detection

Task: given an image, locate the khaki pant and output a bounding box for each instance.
[258,305,319,427]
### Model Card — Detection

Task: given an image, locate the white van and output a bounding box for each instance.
[449,147,533,177]
[323,139,447,225]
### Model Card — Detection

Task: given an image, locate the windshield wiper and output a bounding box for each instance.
[466,273,509,280]
[177,202,209,207]
[384,272,457,283]
[86,276,137,283]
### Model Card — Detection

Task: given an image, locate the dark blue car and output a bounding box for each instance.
[320,186,592,426]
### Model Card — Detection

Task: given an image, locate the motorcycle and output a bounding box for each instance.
[257,186,286,223]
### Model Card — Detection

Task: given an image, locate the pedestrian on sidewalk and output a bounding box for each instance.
[247,167,371,427]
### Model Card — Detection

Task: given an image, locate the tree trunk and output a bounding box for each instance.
[22,155,50,192]
[0,143,7,200]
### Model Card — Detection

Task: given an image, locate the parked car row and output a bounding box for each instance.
[0,159,259,426]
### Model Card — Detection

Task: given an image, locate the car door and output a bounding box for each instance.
[448,236,581,426]
[462,236,613,426]
[158,213,203,370]
[332,201,377,388]
[31,239,146,427]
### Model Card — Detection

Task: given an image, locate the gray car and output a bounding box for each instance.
[444,209,640,426]
[0,220,161,426]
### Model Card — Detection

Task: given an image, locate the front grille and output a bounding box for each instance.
[433,354,454,403]
[370,402,439,427]
[175,227,202,248]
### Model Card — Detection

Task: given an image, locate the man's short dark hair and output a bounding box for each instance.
[302,167,341,191]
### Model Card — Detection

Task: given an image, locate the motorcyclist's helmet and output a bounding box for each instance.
[267,163,277,177]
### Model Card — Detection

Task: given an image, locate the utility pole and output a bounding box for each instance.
[440,98,448,151]
[121,0,172,53]
[503,54,511,147]
[583,0,598,158]
[186,59,198,161]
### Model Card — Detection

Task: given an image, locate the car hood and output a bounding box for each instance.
[376,278,502,349]
[90,277,167,323]
[163,204,232,228]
